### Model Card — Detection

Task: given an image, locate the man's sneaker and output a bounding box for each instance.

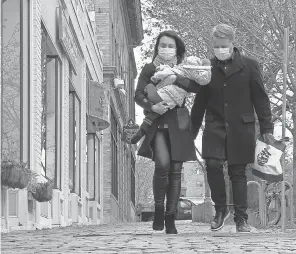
[211,208,230,231]
[236,218,251,233]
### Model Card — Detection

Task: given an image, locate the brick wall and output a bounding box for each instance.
[95,0,110,65]
[182,162,205,198]
[95,0,140,223]
[102,130,112,223]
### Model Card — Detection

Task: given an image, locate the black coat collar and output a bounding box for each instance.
[213,47,245,78]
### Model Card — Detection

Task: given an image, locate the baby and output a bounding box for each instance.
[130,56,211,144]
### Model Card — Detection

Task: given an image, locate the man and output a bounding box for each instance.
[191,24,274,233]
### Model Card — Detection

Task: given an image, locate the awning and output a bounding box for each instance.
[87,80,110,133]
[87,114,110,133]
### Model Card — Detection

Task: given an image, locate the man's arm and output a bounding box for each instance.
[174,74,201,93]
[191,85,209,139]
[250,60,274,134]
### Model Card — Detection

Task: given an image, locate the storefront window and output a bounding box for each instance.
[95,135,101,203]
[1,0,29,163]
[111,109,118,200]
[131,155,135,206]
[87,134,94,198]
[40,25,62,188]
[87,134,101,202]
[86,69,101,202]
[69,86,81,196]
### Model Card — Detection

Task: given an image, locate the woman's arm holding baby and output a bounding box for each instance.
[134,64,155,112]
[153,65,202,93]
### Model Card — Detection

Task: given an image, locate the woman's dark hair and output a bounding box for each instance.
[152,30,186,64]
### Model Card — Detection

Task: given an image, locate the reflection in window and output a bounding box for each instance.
[95,135,101,202]
[1,190,5,216]
[87,133,101,202]
[111,109,118,199]
[87,134,94,198]
[41,28,55,178]
[131,155,135,206]
[2,0,21,162]
[40,27,62,188]
[69,89,81,196]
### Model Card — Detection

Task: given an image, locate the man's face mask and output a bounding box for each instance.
[214,47,232,61]
[213,37,233,61]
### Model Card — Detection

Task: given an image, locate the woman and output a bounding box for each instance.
[135,30,201,234]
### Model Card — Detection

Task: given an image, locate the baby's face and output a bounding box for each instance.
[184,56,202,65]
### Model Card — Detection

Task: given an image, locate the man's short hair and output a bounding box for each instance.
[212,24,235,42]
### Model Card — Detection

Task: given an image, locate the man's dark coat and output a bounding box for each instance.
[191,48,273,165]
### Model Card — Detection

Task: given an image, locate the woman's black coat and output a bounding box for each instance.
[135,63,200,162]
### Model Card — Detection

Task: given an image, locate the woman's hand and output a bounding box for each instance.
[154,67,175,81]
[151,101,170,115]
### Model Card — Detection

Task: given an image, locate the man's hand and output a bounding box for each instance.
[262,133,274,142]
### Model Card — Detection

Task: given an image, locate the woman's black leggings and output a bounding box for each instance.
[152,129,183,214]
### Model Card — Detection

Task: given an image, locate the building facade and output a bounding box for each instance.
[1,0,143,232]
[181,162,205,204]
[95,0,143,223]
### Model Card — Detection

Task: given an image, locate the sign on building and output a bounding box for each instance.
[59,6,80,75]
[87,81,110,132]
[122,119,139,143]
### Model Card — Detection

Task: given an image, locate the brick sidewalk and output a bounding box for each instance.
[1,221,296,253]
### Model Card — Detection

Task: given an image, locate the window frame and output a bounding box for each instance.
[110,108,119,200]
[40,23,62,189]
[130,154,135,206]
[69,82,82,197]
[1,0,30,165]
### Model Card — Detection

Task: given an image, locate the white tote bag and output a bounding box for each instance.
[252,135,286,182]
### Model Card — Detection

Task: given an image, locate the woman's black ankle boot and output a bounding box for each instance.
[165,213,178,234]
[152,208,165,230]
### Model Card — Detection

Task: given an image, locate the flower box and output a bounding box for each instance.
[30,180,53,203]
[1,161,31,189]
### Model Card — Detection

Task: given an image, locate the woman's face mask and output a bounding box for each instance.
[158,36,177,60]
[158,47,176,60]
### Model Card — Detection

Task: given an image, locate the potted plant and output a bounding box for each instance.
[28,178,54,202]
[1,161,32,189]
